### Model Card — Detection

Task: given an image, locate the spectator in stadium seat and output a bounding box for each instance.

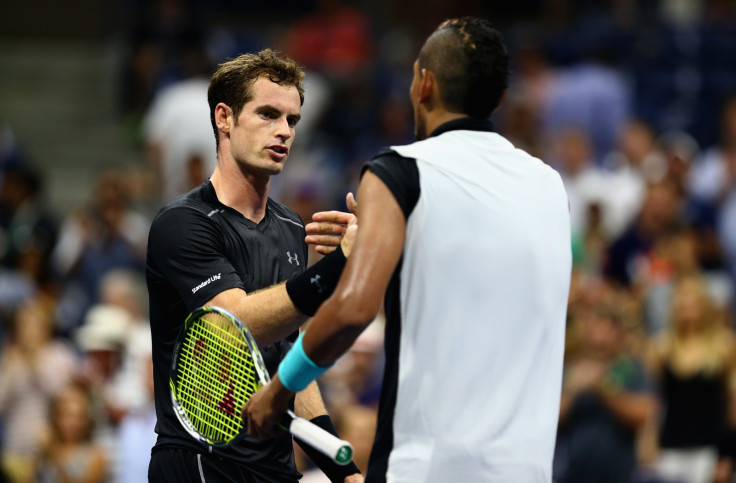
[38,382,108,483]
[647,275,736,483]
[555,304,656,483]
[604,180,682,288]
[0,297,77,482]
[51,171,148,334]
[0,164,57,291]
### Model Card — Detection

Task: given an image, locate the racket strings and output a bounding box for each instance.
[174,314,260,443]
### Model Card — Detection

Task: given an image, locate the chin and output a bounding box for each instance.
[263,157,287,175]
[264,165,284,177]
[238,161,283,179]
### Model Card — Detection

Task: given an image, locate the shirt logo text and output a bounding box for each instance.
[192,273,221,294]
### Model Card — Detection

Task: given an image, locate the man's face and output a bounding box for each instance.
[410,60,427,141]
[227,76,301,178]
[582,314,621,360]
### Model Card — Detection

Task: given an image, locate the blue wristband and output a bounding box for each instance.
[278,332,332,392]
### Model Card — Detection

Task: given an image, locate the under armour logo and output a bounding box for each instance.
[287,251,299,266]
[311,274,325,294]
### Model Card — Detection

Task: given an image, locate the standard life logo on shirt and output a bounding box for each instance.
[192,273,222,294]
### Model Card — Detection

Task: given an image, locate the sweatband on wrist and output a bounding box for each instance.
[285,244,346,316]
[279,332,332,393]
[295,415,361,482]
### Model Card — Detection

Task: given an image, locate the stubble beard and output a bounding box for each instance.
[235,152,285,182]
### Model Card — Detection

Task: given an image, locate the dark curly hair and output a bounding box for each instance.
[418,17,509,119]
[208,49,305,151]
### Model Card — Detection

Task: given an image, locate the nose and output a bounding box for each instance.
[273,116,291,141]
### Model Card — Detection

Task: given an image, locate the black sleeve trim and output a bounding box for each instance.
[361,150,420,219]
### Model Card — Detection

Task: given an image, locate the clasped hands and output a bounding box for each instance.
[305,192,358,257]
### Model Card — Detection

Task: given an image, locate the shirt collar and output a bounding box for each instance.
[428,117,494,138]
[203,179,221,206]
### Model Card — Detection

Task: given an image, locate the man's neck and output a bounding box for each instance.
[210,161,270,223]
[423,111,468,138]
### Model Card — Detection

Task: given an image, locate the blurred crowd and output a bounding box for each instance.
[1,0,736,482]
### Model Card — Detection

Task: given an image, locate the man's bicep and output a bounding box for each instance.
[148,207,244,311]
[362,151,419,219]
[337,171,406,312]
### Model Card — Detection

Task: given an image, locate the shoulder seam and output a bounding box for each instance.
[273,213,304,228]
[371,148,414,162]
[152,202,221,226]
[267,199,305,228]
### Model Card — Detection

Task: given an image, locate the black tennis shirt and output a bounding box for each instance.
[146,180,307,480]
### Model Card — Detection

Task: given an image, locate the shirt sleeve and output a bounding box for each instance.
[361,149,420,219]
[147,206,245,311]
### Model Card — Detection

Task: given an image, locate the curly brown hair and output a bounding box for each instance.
[208,49,305,151]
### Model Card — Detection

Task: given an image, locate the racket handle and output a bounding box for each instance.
[288,412,354,465]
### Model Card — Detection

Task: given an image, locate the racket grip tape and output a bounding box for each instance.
[289,415,354,465]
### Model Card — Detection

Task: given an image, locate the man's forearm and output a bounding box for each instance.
[294,381,328,419]
[301,298,372,367]
[596,389,656,430]
[206,284,307,348]
[206,245,349,347]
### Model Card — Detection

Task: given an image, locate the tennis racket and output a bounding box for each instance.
[169,305,354,464]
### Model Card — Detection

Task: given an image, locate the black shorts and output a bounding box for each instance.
[148,448,299,483]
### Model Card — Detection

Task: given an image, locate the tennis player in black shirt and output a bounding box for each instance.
[146,49,362,482]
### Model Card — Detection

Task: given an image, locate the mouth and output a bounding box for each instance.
[267,145,289,159]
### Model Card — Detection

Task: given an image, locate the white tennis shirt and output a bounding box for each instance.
[376,127,571,482]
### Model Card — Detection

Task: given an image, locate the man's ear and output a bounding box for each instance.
[418,68,433,104]
[215,103,232,134]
